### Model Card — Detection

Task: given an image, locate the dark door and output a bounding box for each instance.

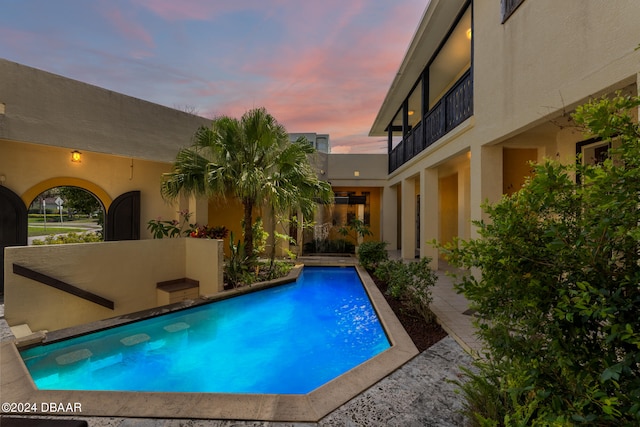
[0,186,28,294]
[105,191,140,241]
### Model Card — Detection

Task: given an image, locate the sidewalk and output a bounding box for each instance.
[431,267,482,354]
[387,250,482,355]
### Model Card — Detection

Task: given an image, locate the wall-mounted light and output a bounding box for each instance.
[71,150,82,163]
[354,170,360,177]
[0,175,6,185]
[408,110,415,116]
[466,28,472,40]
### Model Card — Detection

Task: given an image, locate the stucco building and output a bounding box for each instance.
[370,0,640,267]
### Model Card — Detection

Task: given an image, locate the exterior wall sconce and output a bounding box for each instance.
[354,170,360,177]
[71,150,82,163]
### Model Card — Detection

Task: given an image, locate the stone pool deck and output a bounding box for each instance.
[0,257,478,426]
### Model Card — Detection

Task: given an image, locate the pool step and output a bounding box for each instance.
[120,333,150,346]
[163,322,190,333]
[55,348,93,365]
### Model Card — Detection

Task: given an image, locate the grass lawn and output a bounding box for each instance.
[28,226,88,237]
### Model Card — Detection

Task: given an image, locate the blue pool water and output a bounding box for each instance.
[20,267,390,394]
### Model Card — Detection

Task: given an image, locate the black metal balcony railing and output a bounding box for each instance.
[389,69,473,173]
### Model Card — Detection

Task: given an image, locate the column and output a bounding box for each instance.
[401,177,416,260]
[470,145,503,238]
[421,168,439,269]
[458,159,471,240]
[188,195,209,228]
[381,185,398,250]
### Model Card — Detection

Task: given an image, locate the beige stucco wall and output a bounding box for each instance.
[0,139,181,238]
[186,237,224,296]
[473,0,640,145]
[4,238,222,332]
[327,154,387,184]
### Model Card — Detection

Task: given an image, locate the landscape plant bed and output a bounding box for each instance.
[371,274,447,352]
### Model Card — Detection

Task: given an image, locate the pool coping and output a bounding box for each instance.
[0,264,419,422]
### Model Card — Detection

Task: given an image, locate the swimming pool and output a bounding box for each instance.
[20,266,390,394]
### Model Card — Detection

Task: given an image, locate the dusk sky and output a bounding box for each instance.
[1,1,428,153]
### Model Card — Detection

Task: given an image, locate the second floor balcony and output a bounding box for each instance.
[389,69,473,173]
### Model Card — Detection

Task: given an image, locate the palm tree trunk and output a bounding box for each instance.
[243,198,254,257]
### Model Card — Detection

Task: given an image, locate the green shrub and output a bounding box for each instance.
[32,232,102,245]
[441,93,640,425]
[374,257,437,323]
[224,231,256,288]
[262,259,294,281]
[251,217,268,256]
[357,240,388,270]
[338,218,373,242]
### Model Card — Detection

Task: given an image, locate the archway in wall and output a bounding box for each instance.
[22,177,113,212]
[22,178,112,245]
[1,179,140,293]
[22,178,141,242]
[27,186,106,245]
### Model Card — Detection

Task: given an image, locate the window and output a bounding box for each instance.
[577,138,612,167]
[332,192,370,226]
[575,137,621,184]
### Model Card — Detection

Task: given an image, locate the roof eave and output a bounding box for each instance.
[369,0,468,137]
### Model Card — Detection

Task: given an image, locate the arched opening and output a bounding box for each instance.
[27,186,106,245]
[22,177,113,211]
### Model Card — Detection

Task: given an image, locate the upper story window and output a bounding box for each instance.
[502,0,526,23]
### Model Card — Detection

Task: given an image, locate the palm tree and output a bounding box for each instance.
[161,107,333,258]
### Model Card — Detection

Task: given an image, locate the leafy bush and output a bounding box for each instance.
[442,93,640,425]
[357,240,388,270]
[32,232,102,245]
[261,260,294,281]
[148,210,229,240]
[251,217,268,256]
[338,218,373,242]
[224,232,256,288]
[374,257,437,323]
[147,210,192,238]
[188,225,228,239]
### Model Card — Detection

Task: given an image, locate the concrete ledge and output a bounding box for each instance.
[202,263,304,300]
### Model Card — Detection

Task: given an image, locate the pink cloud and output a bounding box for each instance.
[132,0,218,20]
[132,0,279,21]
[153,1,425,153]
[101,5,154,50]
[0,27,68,61]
